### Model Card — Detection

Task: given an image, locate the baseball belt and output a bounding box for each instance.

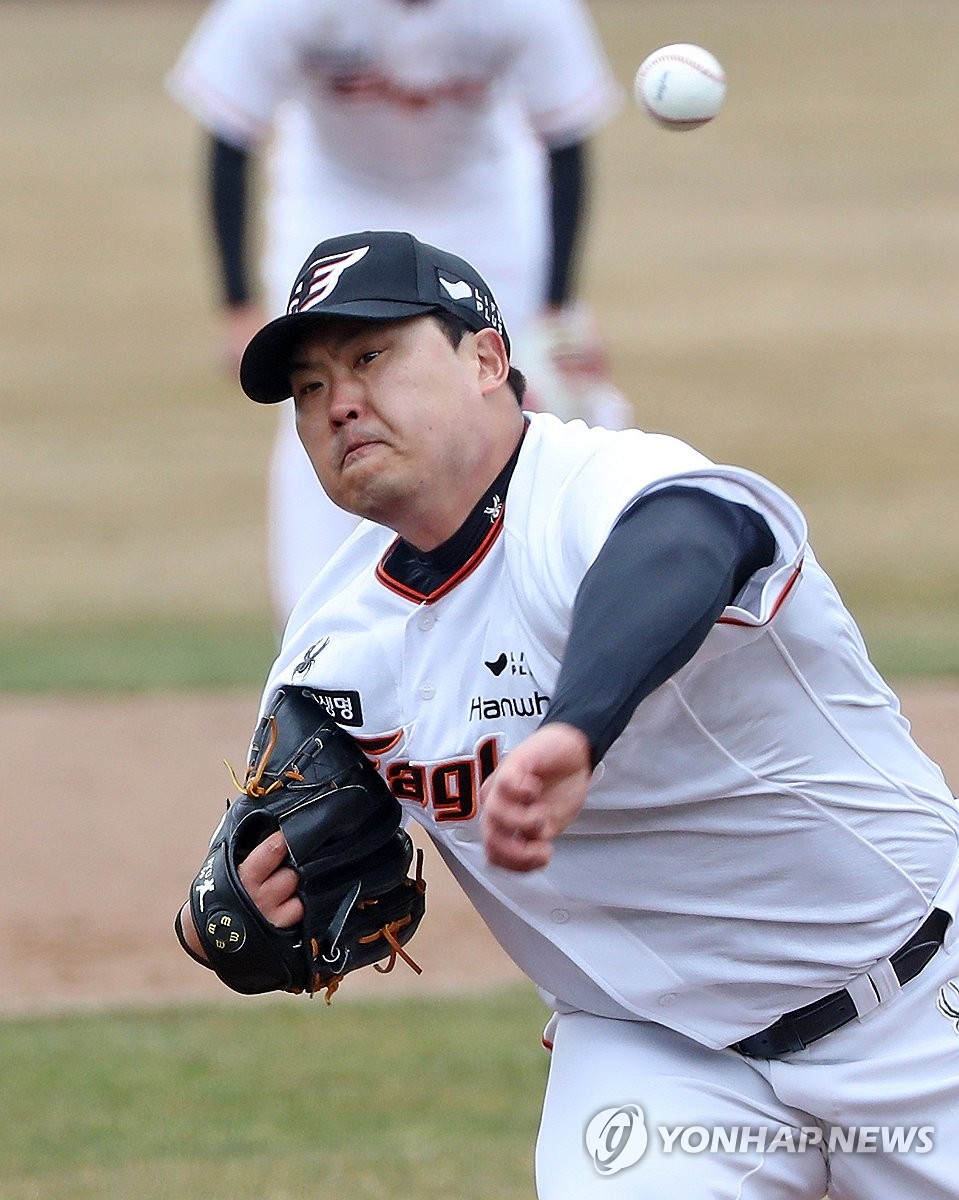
[731,907,950,1059]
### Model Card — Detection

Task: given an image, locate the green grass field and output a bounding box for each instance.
[0,988,549,1200]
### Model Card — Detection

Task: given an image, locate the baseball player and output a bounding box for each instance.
[167,0,626,623]
[178,231,959,1199]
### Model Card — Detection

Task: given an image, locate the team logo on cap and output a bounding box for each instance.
[440,277,473,302]
[288,246,370,314]
[437,270,505,340]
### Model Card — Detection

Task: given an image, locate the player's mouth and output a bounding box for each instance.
[340,436,384,468]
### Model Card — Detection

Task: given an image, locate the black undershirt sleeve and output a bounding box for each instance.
[541,486,777,765]
[546,140,587,308]
[211,135,583,310]
[209,134,252,307]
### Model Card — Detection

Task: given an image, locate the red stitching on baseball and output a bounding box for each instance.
[638,94,711,126]
[639,54,725,86]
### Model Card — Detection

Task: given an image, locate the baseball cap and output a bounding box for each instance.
[239,230,510,404]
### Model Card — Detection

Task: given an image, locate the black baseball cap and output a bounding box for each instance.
[239,230,510,404]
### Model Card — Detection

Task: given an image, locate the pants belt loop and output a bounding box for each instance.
[868,957,902,1004]
[845,973,882,1018]
[846,957,902,1018]
[732,909,951,1058]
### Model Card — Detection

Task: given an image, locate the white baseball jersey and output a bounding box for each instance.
[259,414,959,1049]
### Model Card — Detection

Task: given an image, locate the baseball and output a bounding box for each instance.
[634,43,726,131]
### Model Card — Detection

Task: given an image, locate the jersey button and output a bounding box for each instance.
[417,611,436,631]
[418,684,436,700]
[658,992,678,1006]
[550,909,570,924]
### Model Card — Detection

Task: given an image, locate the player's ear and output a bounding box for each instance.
[473,328,510,396]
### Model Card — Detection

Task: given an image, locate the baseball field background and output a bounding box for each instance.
[2,2,958,1197]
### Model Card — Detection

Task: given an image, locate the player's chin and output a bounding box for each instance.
[337,446,396,493]
[324,463,383,511]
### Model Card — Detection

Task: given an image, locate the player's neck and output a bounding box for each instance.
[381,431,524,598]
[399,420,526,554]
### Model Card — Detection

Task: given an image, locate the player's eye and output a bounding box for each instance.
[356,349,381,367]
[293,378,324,402]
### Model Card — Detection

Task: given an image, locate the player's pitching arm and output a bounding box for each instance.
[480,486,776,872]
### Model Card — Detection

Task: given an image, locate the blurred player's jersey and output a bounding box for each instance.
[169,0,620,312]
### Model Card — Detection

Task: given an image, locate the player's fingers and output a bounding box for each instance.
[480,766,540,811]
[269,890,305,929]
[485,826,552,873]
[258,864,301,905]
[485,799,547,840]
[239,830,294,888]
[482,792,553,871]
[240,858,303,926]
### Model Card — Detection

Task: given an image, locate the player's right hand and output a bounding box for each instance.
[480,723,592,872]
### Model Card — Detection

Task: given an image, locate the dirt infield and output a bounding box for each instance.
[2,691,523,1016]
[3,684,957,1016]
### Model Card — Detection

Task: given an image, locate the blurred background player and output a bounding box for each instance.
[168,0,627,625]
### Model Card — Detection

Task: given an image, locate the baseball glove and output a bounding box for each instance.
[186,685,426,1001]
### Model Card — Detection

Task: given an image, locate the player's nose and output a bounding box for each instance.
[327,371,368,426]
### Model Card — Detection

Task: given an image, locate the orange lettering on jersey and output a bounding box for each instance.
[386,736,500,823]
[432,761,475,821]
[477,736,499,785]
[387,762,428,807]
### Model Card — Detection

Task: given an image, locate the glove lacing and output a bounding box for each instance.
[225,714,306,798]
[313,848,427,1004]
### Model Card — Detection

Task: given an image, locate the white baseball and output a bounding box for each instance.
[634,44,726,131]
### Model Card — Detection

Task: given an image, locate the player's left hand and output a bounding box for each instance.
[175,832,304,966]
[480,723,593,871]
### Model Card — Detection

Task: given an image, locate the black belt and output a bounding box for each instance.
[731,908,950,1060]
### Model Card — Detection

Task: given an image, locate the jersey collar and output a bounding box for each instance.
[376,420,527,603]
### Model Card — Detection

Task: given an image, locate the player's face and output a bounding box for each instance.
[289,316,518,549]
